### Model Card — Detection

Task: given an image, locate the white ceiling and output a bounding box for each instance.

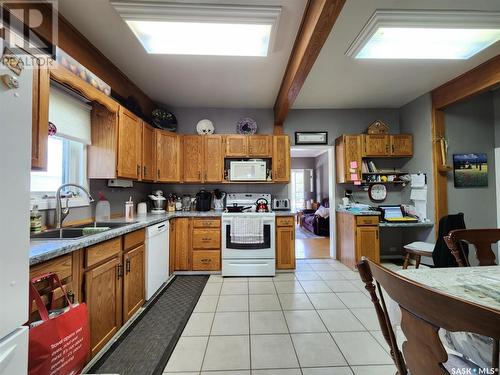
[291,147,328,158]
[293,0,500,109]
[57,0,307,108]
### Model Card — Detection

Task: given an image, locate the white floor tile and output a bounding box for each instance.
[295,271,322,281]
[316,271,346,280]
[317,309,366,332]
[370,331,391,354]
[284,310,327,333]
[217,295,249,312]
[252,369,301,375]
[310,263,335,271]
[278,293,314,310]
[332,332,393,366]
[249,294,282,311]
[336,292,372,308]
[221,282,249,295]
[249,277,275,282]
[274,281,305,294]
[338,270,361,280]
[164,372,198,375]
[302,367,353,375]
[249,282,276,295]
[202,283,222,296]
[300,280,331,293]
[207,275,224,283]
[350,308,379,330]
[274,273,297,281]
[325,280,360,293]
[211,312,249,335]
[307,293,345,309]
[351,365,397,375]
[305,259,330,264]
[202,335,250,371]
[164,336,208,372]
[250,334,299,369]
[194,295,219,312]
[250,311,288,334]
[295,264,314,271]
[291,333,347,367]
[182,312,214,336]
[201,371,250,375]
[224,277,249,283]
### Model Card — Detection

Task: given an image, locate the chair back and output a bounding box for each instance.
[360,258,500,375]
[433,213,467,268]
[444,229,498,267]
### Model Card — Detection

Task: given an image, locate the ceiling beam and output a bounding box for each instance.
[273,0,345,131]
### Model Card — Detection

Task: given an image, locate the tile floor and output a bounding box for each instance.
[163,258,396,375]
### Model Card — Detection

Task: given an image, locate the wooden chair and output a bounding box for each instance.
[357,258,500,375]
[444,228,498,267]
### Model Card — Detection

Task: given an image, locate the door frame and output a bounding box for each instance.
[290,145,336,258]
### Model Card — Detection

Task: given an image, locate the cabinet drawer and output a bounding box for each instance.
[356,216,379,226]
[193,218,220,228]
[124,229,145,251]
[192,250,221,271]
[86,237,122,268]
[276,216,295,227]
[192,229,220,249]
[30,254,73,281]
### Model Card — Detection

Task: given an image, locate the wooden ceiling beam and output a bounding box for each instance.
[273,0,345,131]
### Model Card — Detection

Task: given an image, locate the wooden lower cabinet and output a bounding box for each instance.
[276,216,296,269]
[192,250,221,271]
[123,244,145,322]
[172,218,191,271]
[356,226,380,264]
[85,255,122,357]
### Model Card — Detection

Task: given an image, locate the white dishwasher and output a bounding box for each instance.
[145,221,169,300]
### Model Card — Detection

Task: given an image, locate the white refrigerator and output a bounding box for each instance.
[0,39,31,374]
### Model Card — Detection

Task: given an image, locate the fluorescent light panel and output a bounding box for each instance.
[111,2,281,56]
[127,20,272,56]
[347,10,500,60]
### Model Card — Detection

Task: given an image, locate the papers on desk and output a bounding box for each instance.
[410,174,427,220]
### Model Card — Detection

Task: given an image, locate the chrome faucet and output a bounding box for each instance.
[55,183,94,228]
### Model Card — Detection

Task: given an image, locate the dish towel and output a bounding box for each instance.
[230,217,264,244]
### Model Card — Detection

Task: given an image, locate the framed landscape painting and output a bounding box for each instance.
[453,153,488,188]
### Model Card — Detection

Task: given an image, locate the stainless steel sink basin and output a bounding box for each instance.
[30,221,138,240]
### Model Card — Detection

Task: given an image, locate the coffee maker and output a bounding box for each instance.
[196,189,212,211]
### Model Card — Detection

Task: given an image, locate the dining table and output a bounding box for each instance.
[392,265,500,369]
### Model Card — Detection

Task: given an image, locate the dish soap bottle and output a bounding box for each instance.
[95,192,111,222]
[30,204,42,234]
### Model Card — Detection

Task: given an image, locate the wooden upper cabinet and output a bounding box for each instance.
[390,134,413,157]
[183,135,203,182]
[204,135,223,182]
[272,135,290,183]
[363,134,390,157]
[225,135,248,157]
[117,107,142,179]
[335,135,362,183]
[248,135,272,157]
[155,130,181,182]
[141,122,155,181]
[31,65,50,170]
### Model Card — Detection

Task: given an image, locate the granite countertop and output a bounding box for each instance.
[379,221,434,228]
[335,208,381,216]
[30,209,297,265]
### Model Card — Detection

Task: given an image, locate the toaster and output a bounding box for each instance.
[272,198,290,211]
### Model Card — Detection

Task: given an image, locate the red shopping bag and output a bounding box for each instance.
[28,273,90,375]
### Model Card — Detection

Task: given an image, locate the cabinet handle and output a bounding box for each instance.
[137,164,140,176]
[126,259,131,274]
[202,237,211,241]
[201,258,211,263]
[391,144,395,154]
[157,169,160,179]
[143,166,147,176]
[376,231,379,240]
[67,290,75,304]
[198,171,201,180]
[117,264,124,279]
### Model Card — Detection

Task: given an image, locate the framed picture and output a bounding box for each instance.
[453,153,488,188]
[295,132,328,145]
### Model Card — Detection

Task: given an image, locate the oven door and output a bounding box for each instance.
[222,217,275,259]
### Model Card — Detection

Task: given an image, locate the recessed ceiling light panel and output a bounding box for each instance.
[111,1,281,56]
[346,10,500,60]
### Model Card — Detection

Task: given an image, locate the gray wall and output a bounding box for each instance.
[291,157,315,170]
[314,152,329,202]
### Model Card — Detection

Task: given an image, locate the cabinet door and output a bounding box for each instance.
[123,244,145,322]
[183,135,203,182]
[204,135,223,182]
[248,135,272,157]
[85,256,122,357]
[169,219,176,274]
[117,107,142,179]
[276,224,295,269]
[31,64,50,170]
[156,130,181,182]
[390,135,413,157]
[272,135,290,182]
[225,135,248,157]
[174,218,191,271]
[363,134,390,157]
[341,135,362,183]
[356,226,380,264]
[142,122,155,181]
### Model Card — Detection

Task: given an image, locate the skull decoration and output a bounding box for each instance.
[196,119,215,135]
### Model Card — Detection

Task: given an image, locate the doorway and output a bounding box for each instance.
[290,145,335,259]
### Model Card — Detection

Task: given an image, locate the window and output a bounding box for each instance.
[291,170,305,210]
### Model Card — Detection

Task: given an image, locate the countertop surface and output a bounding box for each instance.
[30,209,297,265]
[335,208,381,216]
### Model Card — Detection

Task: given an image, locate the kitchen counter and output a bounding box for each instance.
[335,208,381,216]
[30,210,297,265]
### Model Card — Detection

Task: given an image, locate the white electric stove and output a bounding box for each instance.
[222,194,276,277]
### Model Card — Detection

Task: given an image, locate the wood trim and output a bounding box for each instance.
[431,54,500,228]
[273,0,345,129]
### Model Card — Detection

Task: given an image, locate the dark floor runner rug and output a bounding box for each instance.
[89,275,209,375]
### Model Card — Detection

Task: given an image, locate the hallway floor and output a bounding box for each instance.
[295,237,330,259]
[163,258,395,375]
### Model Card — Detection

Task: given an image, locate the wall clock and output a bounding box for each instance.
[368,183,387,202]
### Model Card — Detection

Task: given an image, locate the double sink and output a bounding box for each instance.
[31,221,136,240]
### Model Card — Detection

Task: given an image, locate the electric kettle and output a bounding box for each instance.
[255,198,269,213]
